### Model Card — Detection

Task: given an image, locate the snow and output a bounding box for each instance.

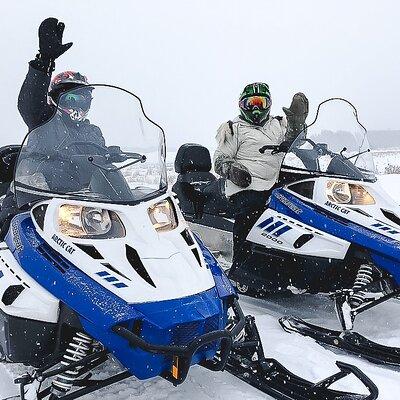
[1,170,400,399]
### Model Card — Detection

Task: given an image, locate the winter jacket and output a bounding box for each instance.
[213,116,287,197]
[18,63,55,131]
[16,63,106,191]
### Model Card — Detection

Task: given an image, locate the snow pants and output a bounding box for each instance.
[229,189,271,275]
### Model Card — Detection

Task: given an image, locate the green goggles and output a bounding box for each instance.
[60,92,93,111]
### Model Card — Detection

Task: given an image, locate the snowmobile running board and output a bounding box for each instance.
[280,315,400,368]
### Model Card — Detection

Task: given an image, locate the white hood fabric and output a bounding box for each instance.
[214,116,287,197]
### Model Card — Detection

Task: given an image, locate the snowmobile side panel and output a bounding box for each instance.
[248,208,350,260]
[270,188,400,285]
[0,247,59,323]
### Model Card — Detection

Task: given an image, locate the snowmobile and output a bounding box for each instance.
[0,86,378,400]
[173,98,400,368]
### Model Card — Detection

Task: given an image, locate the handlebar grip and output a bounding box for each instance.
[125,152,145,160]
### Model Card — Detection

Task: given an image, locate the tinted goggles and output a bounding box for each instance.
[61,91,93,111]
[239,96,271,111]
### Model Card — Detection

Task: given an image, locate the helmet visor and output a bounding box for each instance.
[239,96,271,111]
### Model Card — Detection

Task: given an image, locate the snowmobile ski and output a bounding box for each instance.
[223,316,378,400]
[280,316,400,368]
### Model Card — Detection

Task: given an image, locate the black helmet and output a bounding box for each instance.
[48,71,92,122]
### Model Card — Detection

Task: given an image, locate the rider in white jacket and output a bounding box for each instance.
[213,82,308,276]
[214,115,287,197]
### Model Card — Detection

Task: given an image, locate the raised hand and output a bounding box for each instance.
[38,17,73,61]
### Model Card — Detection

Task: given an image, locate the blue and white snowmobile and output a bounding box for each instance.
[0,87,378,400]
[173,98,400,368]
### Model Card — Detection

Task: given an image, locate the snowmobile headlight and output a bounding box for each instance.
[326,181,375,205]
[148,199,178,232]
[58,205,126,238]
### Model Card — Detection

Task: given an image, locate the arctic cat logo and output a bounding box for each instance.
[275,193,302,214]
[51,234,75,255]
[325,201,350,215]
[11,222,24,252]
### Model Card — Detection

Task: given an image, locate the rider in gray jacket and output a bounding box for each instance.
[213,82,308,278]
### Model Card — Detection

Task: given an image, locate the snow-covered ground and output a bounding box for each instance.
[1,163,400,400]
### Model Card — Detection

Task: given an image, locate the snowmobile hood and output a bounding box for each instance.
[11,195,219,304]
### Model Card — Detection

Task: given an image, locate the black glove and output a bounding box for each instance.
[39,17,73,60]
[283,92,309,124]
[283,92,309,141]
[228,162,252,188]
[31,18,73,73]
[271,140,292,155]
[107,146,126,163]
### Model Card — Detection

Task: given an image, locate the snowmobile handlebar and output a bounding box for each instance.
[112,298,246,386]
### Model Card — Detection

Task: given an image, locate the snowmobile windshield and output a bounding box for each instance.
[14,85,167,207]
[283,98,376,182]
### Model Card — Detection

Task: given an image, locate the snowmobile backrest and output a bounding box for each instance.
[173,144,233,218]
[0,145,20,196]
[175,143,212,174]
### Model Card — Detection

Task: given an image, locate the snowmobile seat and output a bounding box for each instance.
[0,145,20,197]
[173,143,233,218]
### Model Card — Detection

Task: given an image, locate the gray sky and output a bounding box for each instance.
[1,0,400,150]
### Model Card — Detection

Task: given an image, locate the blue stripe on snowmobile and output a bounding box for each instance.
[273,225,292,237]
[257,217,273,229]
[371,223,399,235]
[113,282,128,288]
[264,221,284,233]
[105,276,119,282]
[0,270,3,279]
[96,271,110,277]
